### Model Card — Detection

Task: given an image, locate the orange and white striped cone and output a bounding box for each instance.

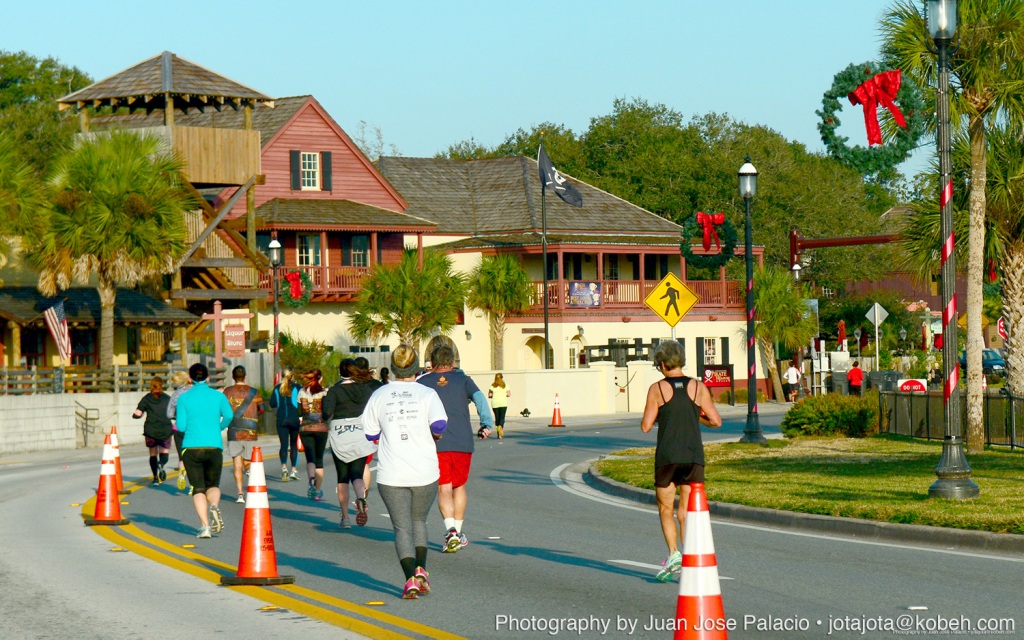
[297,434,305,452]
[109,425,128,494]
[548,393,565,427]
[674,482,728,639]
[221,446,295,586]
[84,434,130,526]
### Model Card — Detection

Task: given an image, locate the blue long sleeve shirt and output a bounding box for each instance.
[176,381,233,449]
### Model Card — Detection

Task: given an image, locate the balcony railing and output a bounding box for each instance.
[526,279,744,313]
[257,265,372,297]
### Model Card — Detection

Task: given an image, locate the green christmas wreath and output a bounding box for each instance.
[680,213,738,270]
[281,270,313,308]
[816,61,927,175]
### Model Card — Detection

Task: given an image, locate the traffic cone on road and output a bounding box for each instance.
[674,482,727,639]
[84,434,130,526]
[221,446,295,586]
[109,425,128,494]
[297,434,305,452]
[548,393,565,427]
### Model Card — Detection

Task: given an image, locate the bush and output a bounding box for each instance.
[780,391,879,438]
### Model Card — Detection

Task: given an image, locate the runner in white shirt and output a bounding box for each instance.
[362,345,448,599]
[784,364,802,402]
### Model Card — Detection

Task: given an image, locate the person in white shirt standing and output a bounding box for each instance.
[783,363,802,402]
[362,345,448,599]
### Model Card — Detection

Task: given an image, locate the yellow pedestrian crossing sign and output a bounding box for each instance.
[645,273,699,328]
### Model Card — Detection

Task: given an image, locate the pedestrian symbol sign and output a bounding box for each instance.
[644,273,699,328]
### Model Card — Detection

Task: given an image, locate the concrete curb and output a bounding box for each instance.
[584,463,1024,556]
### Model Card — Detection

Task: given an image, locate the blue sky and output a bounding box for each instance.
[5,0,930,174]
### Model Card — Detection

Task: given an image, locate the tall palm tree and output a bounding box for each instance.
[349,248,466,352]
[0,136,45,276]
[753,265,819,401]
[26,130,193,367]
[466,254,533,369]
[881,0,1024,452]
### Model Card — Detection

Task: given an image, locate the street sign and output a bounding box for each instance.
[224,324,247,358]
[865,303,888,325]
[898,378,928,393]
[644,273,698,328]
[998,317,1008,341]
[957,313,991,330]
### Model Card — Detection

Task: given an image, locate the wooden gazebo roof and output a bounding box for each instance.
[57,51,274,114]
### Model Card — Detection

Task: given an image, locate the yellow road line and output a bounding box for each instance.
[79,495,464,640]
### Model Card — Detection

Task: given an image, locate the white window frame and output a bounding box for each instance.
[351,235,370,268]
[297,234,321,266]
[300,152,320,191]
[704,337,719,365]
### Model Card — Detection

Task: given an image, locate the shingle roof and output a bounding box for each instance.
[0,288,199,325]
[375,156,682,237]
[435,233,683,251]
[58,51,273,113]
[87,96,306,146]
[256,198,436,230]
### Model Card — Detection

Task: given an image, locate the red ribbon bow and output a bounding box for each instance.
[284,271,303,299]
[696,212,726,252]
[847,69,907,146]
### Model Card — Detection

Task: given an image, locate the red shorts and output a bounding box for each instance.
[437,451,472,488]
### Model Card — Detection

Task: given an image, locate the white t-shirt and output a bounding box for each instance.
[784,366,802,384]
[362,381,448,487]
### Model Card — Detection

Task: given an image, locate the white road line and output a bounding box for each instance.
[551,463,1024,564]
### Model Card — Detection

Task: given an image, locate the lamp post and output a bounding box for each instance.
[855,327,862,361]
[738,156,764,444]
[926,0,977,499]
[268,234,283,386]
[899,326,908,357]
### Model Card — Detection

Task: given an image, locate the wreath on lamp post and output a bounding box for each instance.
[680,212,738,270]
[281,270,313,308]
[817,61,927,175]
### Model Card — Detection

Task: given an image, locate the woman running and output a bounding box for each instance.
[270,367,301,482]
[323,358,381,527]
[487,373,510,439]
[166,370,193,493]
[298,368,330,501]
[362,345,448,599]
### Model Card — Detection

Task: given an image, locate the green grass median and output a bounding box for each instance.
[594,434,1024,534]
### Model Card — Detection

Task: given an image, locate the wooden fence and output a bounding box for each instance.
[0,364,228,395]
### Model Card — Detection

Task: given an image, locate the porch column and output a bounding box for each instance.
[597,251,604,281]
[321,230,329,292]
[244,103,259,339]
[557,250,565,311]
[8,322,21,368]
[370,232,378,267]
[417,234,424,268]
[639,252,646,303]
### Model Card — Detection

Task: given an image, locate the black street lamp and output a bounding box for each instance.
[738,156,765,444]
[268,233,283,386]
[899,326,908,357]
[926,0,978,499]
[854,327,863,361]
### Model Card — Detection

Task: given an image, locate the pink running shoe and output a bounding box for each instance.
[415,567,430,595]
[402,577,420,599]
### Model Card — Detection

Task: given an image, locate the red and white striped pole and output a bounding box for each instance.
[269,232,282,386]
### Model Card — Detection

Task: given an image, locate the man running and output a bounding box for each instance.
[222,365,264,504]
[417,345,493,552]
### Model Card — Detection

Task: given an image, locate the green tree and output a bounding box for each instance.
[882,0,1024,452]
[753,265,819,401]
[0,136,45,276]
[0,50,91,176]
[466,254,533,369]
[26,130,194,367]
[279,330,332,384]
[348,249,467,352]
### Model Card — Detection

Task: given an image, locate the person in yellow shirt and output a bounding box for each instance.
[487,373,511,439]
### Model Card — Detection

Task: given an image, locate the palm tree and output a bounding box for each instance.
[466,254,533,369]
[26,129,193,367]
[881,0,1024,452]
[753,265,819,401]
[349,248,467,352]
[0,136,45,276]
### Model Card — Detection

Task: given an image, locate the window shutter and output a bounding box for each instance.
[721,338,730,369]
[321,151,332,191]
[341,236,352,267]
[676,338,686,368]
[696,337,705,379]
[289,151,301,190]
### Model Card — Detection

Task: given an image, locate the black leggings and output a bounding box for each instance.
[277,424,300,466]
[300,431,329,468]
[493,406,507,427]
[332,452,368,483]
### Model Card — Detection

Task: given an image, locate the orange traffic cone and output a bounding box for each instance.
[297,434,305,452]
[84,434,130,526]
[548,393,565,427]
[221,446,295,586]
[674,483,727,639]
[109,425,128,494]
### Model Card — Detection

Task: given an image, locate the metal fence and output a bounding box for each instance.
[879,390,1024,449]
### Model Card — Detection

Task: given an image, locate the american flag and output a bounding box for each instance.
[43,300,72,364]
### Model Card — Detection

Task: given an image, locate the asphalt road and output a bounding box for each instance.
[3,406,1022,639]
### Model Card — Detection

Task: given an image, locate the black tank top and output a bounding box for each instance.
[654,376,705,468]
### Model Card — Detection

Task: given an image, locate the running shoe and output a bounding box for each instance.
[289,469,299,480]
[196,526,212,539]
[236,493,245,504]
[209,505,224,535]
[158,467,167,483]
[307,481,317,500]
[655,550,683,582]
[188,486,194,496]
[176,471,187,491]
[281,466,289,482]
[339,514,351,529]
[414,567,430,595]
[443,528,460,553]
[459,532,468,548]
[152,476,161,485]
[355,498,368,527]
[314,490,324,502]
[402,577,420,599]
